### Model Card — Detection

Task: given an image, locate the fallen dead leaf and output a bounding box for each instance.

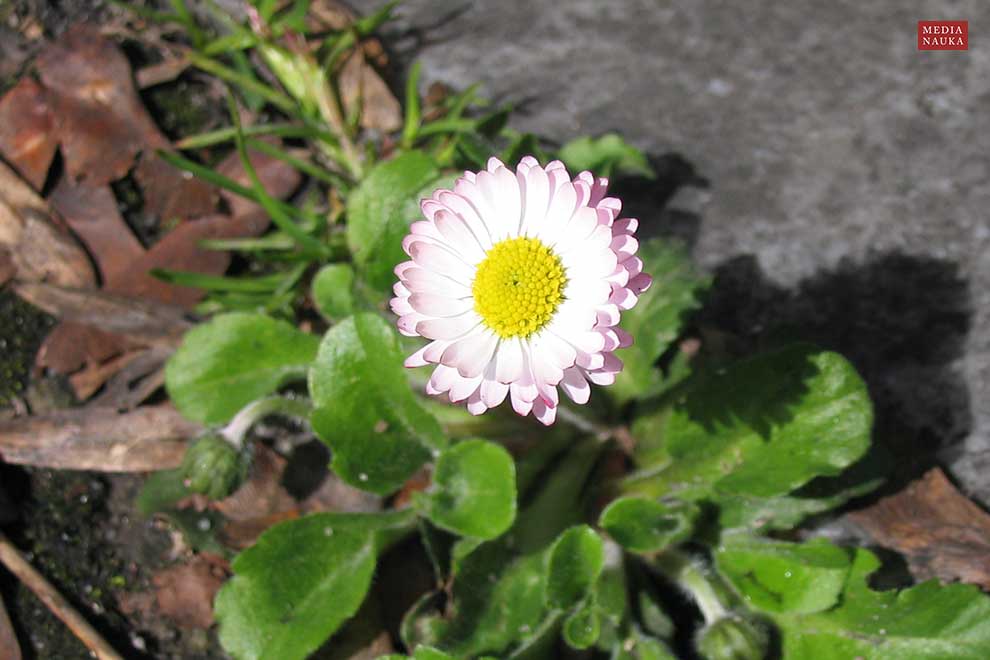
[0,76,57,190]
[0,404,196,471]
[14,282,192,347]
[134,151,217,225]
[338,49,402,133]
[109,212,266,308]
[35,25,167,185]
[0,160,95,288]
[216,143,304,221]
[34,322,125,376]
[49,176,145,285]
[152,554,229,629]
[0,591,21,660]
[849,467,990,589]
[0,248,14,286]
[213,445,295,523]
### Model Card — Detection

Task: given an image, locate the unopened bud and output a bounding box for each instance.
[180,435,250,500]
[695,615,768,660]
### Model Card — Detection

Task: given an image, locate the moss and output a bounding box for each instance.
[5,470,135,659]
[142,78,219,142]
[0,291,54,408]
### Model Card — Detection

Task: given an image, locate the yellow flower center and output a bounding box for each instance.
[472,236,567,338]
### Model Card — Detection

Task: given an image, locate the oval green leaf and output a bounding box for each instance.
[599,497,697,554]
[308,313,442,494]
[419,439,516,540]
[715,536,852,614]
[345,150,441,294]
[165,312,320,424]
[545,525,605,609]
[215,510,411,660]
[563,601,601,650]
[311,263,355,321]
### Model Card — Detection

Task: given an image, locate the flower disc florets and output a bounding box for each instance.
[390,156,651,425]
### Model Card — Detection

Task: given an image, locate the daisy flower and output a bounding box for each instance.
[390,156,651,425]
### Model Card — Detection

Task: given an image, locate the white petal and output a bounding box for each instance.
[439,191,494,249]
[532,398,558,425]
[521,166,550,237]
[416,311,481,340]
[409,242,475,282]
[494,337,524,383]
[449,372,483,402]
[442,329,499,378]
[435,210,487,264]
[466,390,489,415]
[480,377,509,408]
[401,268,472,298]
[560,367,591,404]
[510,385,534,415]
[409,293,473,317]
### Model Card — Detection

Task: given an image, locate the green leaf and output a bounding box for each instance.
[716,476,883,533]
[545,525,605,609]
[599,497,697,554]
[557,133,654,179]
[166,312,320,424]
[429,542,551,657]
[611,239,709,403]
[136,469,191,516]
[759,544,990,659]
[309,313,441,494]
[716,536,852,614]
[402,61,422,148]
[624,345,873,504]
[414,647,456,660]
[417,439,516,540]
[346,151,441,295]
[563,601,600,650]
[311,263,356,321]
[215,510,412,660]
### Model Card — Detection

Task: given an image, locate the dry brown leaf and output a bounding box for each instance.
[0,76,57,190]
[0,160,95,288]
[849,467,990,589]
[216,143,304,220]
[338,49,402,133]
[35,25,167,185]
[0,404,196,471]
[14,282,192,347]
[68,350,146,402]
[108,213,264,308]
[49,176,145,286]
[134,151,217,224]
[151,555,229,630]
[0,248,14,286]
[34,322,125,375]
[0,591,20,660]
[0,590,20,660]
[213,445,296,522]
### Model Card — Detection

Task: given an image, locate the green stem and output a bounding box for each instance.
[221,394,313,448]
[556,404,613,442]
[653,549,730,624]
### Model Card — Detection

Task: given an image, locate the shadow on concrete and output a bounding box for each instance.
[697,252,973,495]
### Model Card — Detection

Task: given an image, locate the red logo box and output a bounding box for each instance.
[918,21,968,50]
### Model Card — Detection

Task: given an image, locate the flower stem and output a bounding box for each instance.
[555,404,614,443]
[653,549,730,624]
[221,395,313,449]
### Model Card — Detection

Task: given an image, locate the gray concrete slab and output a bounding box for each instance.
[357,0,990,502]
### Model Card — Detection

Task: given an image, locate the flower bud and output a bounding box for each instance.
[180,435,249,500]
[695,615,769,660]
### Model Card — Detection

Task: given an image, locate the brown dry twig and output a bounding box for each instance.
[0,532,123,659]
[0,404,196,471]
